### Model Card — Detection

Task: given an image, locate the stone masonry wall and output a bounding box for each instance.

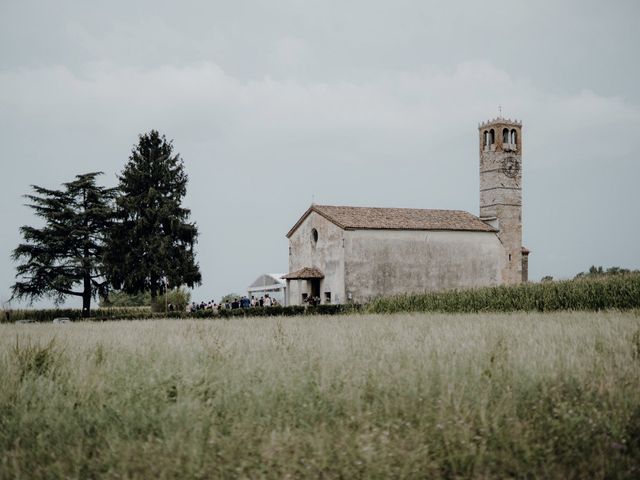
[343,229,505,304]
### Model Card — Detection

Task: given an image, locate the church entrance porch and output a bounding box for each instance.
[281,267,325,306]
[310,278,320,298]
[299,279,321,305]
[305,278,321,305]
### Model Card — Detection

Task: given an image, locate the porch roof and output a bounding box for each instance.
[281,267,325,280]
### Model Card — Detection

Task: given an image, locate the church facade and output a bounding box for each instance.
[283,117,528,306]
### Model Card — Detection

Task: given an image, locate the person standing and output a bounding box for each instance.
[240,296,250,308]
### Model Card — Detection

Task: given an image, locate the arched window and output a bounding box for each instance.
[510,129,517,144]
[489,129,495,145]
[311,228,318,247]
[483,130,489,147]
[503,128,509,144]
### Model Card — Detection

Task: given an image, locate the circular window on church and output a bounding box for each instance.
[311,228,318,247]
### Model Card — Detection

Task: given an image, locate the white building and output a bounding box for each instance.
[247,273,286,304]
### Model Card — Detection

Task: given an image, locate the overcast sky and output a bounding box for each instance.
[1,0,639,308]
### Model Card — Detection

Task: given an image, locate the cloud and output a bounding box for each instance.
[3,60,637,155]
[2,59,639,305]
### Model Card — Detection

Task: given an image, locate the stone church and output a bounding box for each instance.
[283,117,529,305]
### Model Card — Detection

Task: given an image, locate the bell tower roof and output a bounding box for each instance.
[478,117,522,129]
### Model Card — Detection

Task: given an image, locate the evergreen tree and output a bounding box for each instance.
[11,172,116,316]
[105,130,201,308]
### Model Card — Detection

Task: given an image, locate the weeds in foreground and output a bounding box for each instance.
[12,336,62,380]
[0,312,639,479]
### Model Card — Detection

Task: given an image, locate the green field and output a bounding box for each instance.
[1,312,639,478]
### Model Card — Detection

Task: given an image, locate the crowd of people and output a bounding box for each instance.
[303,295,321,306]
[185,294,280,312]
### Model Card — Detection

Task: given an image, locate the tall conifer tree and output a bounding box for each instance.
[12,172,115,316]
[105,130,201,307]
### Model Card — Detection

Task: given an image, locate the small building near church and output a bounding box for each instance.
[247,273,286,305]
[282,116,530,306]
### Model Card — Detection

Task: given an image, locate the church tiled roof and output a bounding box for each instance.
[286,205,497,238]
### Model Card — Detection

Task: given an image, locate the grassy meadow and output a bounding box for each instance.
[1,312,640,478]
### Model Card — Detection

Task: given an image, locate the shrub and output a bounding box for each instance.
[101,288,191,311]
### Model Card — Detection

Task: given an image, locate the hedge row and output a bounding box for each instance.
[367,272,640,314]
[0,304,362,323]
[4,273,640,323]
[1,307,152,323]
[170,304,362,319]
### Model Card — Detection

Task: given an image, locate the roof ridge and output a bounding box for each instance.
[315,204,474,213]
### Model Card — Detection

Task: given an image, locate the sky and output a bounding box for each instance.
[1,0,639,308]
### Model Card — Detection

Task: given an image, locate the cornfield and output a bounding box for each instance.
[368,272,640,314]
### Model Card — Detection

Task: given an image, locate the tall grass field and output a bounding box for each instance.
[1,312,640,478]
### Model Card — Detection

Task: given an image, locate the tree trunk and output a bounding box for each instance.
[82,206,91,318]
[150,289,161,313]
[82,273,91,318]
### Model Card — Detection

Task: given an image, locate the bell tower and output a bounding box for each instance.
[478,117,523,284]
